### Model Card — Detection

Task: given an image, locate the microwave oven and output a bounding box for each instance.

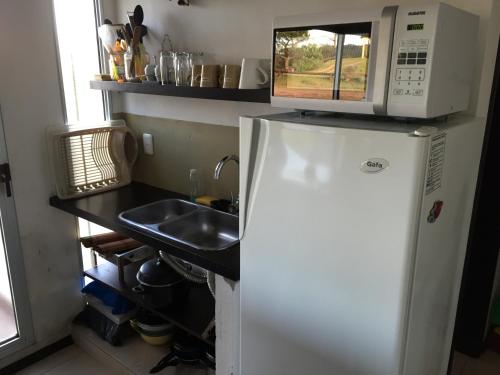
[271,3,479,118]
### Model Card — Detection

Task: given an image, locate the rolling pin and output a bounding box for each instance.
[93,238,143,255]
[80,232,128,248]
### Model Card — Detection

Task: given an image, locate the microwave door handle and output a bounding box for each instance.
[373,5,398,115]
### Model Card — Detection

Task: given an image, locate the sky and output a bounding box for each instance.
[298,29,369,47]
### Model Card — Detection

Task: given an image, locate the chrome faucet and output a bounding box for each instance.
[214,155,239,213]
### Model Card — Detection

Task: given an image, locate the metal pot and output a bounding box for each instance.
[132,257,186,308]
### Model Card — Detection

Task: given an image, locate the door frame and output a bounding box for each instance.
[453,37,500,356]
[0,105,34,358]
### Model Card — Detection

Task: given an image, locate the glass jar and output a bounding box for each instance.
[124,48,134,81]
[174,52,191,86]
[160,51,175,85]
[108,53,125,81]
[124,45,150,81]
[189,52,204,67]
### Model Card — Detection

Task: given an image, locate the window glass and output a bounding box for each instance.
[274,29,337,99]
[339,34,370,101]
[273,23,372,102]
[53,0,105,123]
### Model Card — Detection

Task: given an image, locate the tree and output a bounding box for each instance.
[275,31,309,71]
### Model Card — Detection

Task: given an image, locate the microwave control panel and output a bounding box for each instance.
[386,2,478,118]
[391,39,429,98]
[387,3,439,117]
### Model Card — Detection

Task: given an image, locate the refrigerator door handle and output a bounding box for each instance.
[239,116,262,239]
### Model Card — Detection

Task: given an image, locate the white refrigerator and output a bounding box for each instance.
[239,113,485,375]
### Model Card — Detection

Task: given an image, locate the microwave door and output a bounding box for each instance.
[271,6,398,115]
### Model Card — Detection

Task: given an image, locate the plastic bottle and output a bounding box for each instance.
[189,169,202,202]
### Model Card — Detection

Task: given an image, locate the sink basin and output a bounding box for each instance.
[119,199,239,251]
[158,209,239,251]
[120,199,197,225]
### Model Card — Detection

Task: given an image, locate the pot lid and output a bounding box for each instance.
[137,258,183,287]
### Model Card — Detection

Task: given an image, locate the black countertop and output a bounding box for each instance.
[50,182,240,280]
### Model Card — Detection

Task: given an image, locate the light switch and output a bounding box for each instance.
[143,133,154,155]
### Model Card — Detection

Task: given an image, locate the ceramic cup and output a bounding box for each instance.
[239,58,270,89]
[222,65,241,89]
[200,65,221,88]
[190,64,203,87]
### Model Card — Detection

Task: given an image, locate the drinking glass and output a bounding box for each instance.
[160,51,175,85]
[174,52,191,86]
[189,52,204,67]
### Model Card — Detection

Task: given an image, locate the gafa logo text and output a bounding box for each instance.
[408,10,426,16]
[367,161,383,169]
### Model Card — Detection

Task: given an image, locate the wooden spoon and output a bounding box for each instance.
[130,25,142,78]
[133,5,144,26]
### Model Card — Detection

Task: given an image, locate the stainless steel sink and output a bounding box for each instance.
[119,199,239,251]
[119,199,198,225]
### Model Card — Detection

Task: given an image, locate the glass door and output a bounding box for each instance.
[273,22,372,101]
[0,106,34,358]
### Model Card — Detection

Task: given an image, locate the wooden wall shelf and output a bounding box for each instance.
[90,80,270,103]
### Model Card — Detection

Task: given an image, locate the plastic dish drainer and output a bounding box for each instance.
[49,120,138,199]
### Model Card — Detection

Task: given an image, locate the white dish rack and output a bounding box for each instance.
[49,120,138,199]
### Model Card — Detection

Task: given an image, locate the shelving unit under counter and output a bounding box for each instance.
[90,80,270,103]
[50,182,241,347]
[84,261,215,346]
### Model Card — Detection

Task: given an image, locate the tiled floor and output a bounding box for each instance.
[16,344,500,375]
[451,350,500,375]
[17,345,122,375]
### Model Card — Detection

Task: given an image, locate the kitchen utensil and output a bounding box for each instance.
[174,52,191,86]
[222,64,241,89]
[127,26,144,80]
[130,319,173,346]
[239,58,270,89]
[48,120,138,199]
[125,23,133,43]
[127,12,136,30]
[97,24,122,54]
[94,238,142,255]
[133,5,144,26]
[132,257,186,308]
[80,232,128,248]
[200,65,221,88]
[120,25,130,45]
[150,339,215,373]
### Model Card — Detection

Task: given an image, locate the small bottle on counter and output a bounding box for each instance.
[189,169,202,202]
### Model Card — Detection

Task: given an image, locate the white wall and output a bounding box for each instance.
[0,0,83,366]
[105,0,498,126]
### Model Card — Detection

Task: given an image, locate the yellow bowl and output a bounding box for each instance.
[140,333,173,346]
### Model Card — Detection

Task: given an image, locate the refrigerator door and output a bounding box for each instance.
[240,117,429,375]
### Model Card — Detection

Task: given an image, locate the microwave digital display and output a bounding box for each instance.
[407,23,424,31]
[273,22,372,101]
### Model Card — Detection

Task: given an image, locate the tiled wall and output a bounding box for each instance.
[118,113,239,200]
